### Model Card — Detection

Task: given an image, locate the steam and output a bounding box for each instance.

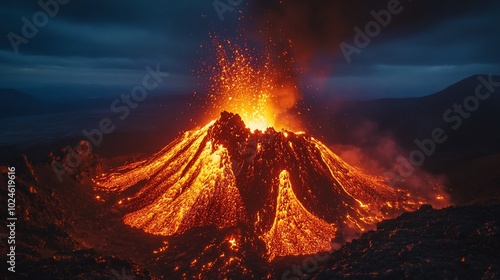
[329,120,448,207]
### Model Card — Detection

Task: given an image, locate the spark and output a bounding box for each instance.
[204,39,300,132]
[93,43,450,270]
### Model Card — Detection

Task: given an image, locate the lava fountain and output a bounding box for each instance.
[94,42,449,268]
[201,38,301,132]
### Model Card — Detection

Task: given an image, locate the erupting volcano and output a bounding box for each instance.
[96,111,446,261]
[93,42,448,277]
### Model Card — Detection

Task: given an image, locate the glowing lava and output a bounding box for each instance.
[261,170,337,260]
[95,112,449,261]
[94,41,448,278]
[203,39,300,132]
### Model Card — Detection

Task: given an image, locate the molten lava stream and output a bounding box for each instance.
[94,112,448,264]
[261,170,337,260]
[93,41,449,274]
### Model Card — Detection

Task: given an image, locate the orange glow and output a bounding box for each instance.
[261,170,336,260]
[94,41,450,269]
[206,40,300,132]
[228,237,238,250]
[94,116,450,262]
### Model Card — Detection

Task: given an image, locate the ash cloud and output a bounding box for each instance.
[249,0,498,65]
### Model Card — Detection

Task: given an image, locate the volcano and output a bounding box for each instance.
[95,111,447,264]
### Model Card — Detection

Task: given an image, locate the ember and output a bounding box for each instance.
[95,111,448,261]
[93,43,449,277]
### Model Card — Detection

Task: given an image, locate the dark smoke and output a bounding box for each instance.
[248,0,497,67]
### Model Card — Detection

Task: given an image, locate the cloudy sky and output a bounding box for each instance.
[1,0,499,100]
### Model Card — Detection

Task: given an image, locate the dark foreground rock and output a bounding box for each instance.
[2,154,499,279]
[17,249,151,280]
[310,204,500,280]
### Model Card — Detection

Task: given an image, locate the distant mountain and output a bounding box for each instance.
[307,74,500,204]
[0,88,45,118]
[313,75,500,159]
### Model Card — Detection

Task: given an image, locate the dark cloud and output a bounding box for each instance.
[0,1,499,100]
[0,1,231,94]
[250,0,500,60]
[247,0,500,99]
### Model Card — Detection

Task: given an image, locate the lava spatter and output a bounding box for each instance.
[95,111,448,262]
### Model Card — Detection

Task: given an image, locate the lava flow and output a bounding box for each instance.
[95,111,448,261]
[94,42,448,277]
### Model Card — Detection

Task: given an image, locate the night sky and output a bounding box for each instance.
[1,0,499,100]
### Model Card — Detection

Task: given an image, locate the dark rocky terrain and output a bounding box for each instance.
[1,75,499,279]
[311,204,500,280]
[1,127,499,280]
